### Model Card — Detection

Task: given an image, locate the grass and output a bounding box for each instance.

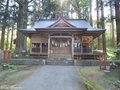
[0,65,41,90]
[77,66,120,90]
[102,75,117,85]
[77,66,106,90]
[107,46,116,60]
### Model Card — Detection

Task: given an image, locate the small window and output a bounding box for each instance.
[42,43,48,52]
[31,43,40,52]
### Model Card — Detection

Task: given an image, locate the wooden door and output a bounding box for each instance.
[51,38,71,54]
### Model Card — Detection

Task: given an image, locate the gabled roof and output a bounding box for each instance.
[48,17,76,27]
[19,17,105,38]
[20,17,105,31]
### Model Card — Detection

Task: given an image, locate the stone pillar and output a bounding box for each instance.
[48,35,50,59]
[72,35,74,59]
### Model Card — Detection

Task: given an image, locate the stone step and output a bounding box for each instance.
[46,60,74,65]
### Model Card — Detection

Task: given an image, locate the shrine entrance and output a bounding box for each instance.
[50,37,72,59]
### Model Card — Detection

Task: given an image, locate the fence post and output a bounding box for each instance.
[98,51,106,70]
[2,50,11,69]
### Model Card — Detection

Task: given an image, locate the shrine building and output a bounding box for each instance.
[19,17,105,60]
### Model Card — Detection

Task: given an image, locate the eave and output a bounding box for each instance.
[19,30,37,38]
[83,30,105,39]
[35,28,87,32]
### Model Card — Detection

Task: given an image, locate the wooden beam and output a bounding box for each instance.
[72,35,74,59]
[48,35,50,58]
[50,36,72,38]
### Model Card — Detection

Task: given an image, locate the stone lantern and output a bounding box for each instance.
[114,42,120,60]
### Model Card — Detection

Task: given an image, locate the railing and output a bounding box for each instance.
[32,48,40,52]
[74,54,99,60]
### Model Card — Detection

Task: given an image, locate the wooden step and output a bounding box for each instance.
[50,54,72,59]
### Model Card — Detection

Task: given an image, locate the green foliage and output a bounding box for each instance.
[105,30,117,60]
[8,65,17,70]
[11,51,30,59]
[78,68,105,90]
[0,59,1,65]
[94,29,116,60]
[3,64,17,71]
[85,80,93,87]
[107,46,116,60]
[69,0,91,19]
[103,75,117,85]
[2,63,17,71]
[4,40,9,50]
[42,0,60,18]
[11,53,21,58]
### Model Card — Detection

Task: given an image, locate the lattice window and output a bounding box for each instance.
[31,43,40,52]
[83,46,92,53]
[42,43,48,52]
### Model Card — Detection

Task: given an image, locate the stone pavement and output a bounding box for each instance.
[13,66,86,90]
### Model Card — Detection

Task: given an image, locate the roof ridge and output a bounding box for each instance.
[37,18,87,21]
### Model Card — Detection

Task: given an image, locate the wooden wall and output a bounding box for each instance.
[31,34,48,42]
[30,33,48,55]
[29,33,94,58]
[50,46,71,54]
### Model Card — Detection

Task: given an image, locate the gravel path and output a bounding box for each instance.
[13,66,86,90]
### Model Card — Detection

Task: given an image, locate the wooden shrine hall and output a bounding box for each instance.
[19,17,105,60]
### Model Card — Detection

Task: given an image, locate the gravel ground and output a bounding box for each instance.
[13,65,86,90]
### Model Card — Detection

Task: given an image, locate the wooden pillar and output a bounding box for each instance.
[48,35,50,59]
[72,35,74,59]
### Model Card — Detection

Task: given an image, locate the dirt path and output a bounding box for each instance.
[13,66,86,90]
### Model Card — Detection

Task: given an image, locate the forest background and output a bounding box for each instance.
[0,0,120,60]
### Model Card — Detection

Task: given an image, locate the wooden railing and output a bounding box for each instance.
[74,54,99,60]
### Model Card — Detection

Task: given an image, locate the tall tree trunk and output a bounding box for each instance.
[10,25,14,50]
[115,0,120,59]
[75,0,81,19]
[16,14,26,54]
[0,0,9,50]
[31,14,36,26]
[15,0,28,54]
[6,27,10,49]
[100,0,106,52]
[96,0,101,50]
[115,0,120,45]
[82,7,85,19]
[77,10,82,19]
[89,0,93,26]
[109,1,115,47]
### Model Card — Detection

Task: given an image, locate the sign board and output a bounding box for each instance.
[82,36,93,43]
